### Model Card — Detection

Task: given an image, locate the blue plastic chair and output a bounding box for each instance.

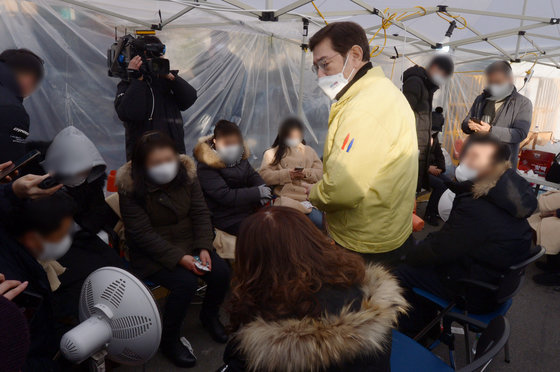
[412,246,544,365]
[391,316,510,372]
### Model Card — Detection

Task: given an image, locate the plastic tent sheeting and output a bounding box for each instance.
[3,0,560,171]
[0,0,330,171]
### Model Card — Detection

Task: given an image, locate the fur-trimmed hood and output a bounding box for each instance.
[472,161,537,219]
[115,154,197,194]
[232,265,407,372]
[193,135,250,169]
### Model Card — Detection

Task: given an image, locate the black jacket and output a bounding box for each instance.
[402,66,439,190]
[0,62,30,164]
[461,89,532,167]
[0,227,59,371]
[428,133,446,172]
[194,136,264,234]
[405,164,537,310]
[117,155,215,278]
[114,74,197,160]
[221,265,407,372]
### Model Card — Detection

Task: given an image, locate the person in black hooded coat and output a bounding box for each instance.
[402,56,454,191]
[0,49,44,163]
[397,135,537,331]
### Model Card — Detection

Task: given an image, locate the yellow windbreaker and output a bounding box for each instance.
[310,66,418,253]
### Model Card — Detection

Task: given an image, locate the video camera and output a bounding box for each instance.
[107,32,170,80]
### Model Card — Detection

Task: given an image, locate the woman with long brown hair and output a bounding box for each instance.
[221,207,407,372]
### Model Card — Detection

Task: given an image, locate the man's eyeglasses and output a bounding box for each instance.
[311,53,340,74]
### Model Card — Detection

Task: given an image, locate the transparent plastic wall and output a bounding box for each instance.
[0,0,330,171]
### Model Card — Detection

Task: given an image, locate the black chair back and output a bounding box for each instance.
[457,315,510,372]
[495,246,545,303]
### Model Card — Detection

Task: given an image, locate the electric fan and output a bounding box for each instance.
[60,267,162,370]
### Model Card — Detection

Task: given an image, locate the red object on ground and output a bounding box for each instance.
[107,170,118,192]
[412,213,425,232]
[518,150,556,176]
[453,138,464,160]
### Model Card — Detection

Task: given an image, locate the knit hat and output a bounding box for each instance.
[0,296,30,371]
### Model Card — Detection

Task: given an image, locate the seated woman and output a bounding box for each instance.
[259,117,323,228]
[117,132,230,368]
[221,207,407,372]
[194,120,271,236]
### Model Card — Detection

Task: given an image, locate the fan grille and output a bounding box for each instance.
[112,315,153,339]
[63,338,78,357]
[119,347,143,362]
[100,278,126,308]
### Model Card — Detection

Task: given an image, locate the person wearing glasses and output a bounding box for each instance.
[308,22,418,266]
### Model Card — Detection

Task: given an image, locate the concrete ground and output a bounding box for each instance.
[119,201,560,371]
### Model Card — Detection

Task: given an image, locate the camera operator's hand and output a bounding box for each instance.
[12,174,62,199]
[128,56,144,80]
[165,73,176,81]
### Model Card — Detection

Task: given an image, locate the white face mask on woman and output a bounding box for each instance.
[285,138,301,148]
[148,161,179,185]
[430,73,447,87]
[317,55,355,100]
[217,145,243,166]
[39,234,72,261]
[455,163,478,182]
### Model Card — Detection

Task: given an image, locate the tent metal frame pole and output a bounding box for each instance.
[514,0,528,60]
[59,0,153,28]
[445,7,554,23]
[449,12,514,60]
[364,7,438,32]
[444,22,552,48]
[274,0,313,18]
[351,0,437,47]
[297,19,309,117]
[525,33,560,42]
[221,0,261,17]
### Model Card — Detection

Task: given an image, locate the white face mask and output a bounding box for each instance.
[487,83,513,99]
[217,144,243,165]
[431,73,447,87]
[285,138,301,148]
[317,55,355,100]
[39,234,72,261]
[147,161,179,185]
[455,163,478,182]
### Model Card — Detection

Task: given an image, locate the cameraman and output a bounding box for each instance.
[114,36,197,160]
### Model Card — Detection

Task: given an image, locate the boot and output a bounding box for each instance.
[160,336,197,368]
[200,313,228,344]
[535,254,560,272]
[533,272,560,286]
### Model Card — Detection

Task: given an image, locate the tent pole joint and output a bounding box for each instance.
[437,5,448,12]
[259,11,278,22]
[551,18,560,24]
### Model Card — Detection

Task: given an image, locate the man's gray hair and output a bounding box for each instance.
[485,60,513,76]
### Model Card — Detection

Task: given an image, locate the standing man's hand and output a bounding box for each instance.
[12,174,62,199]
[165,73,176,81]
[467,120,479,131]
[473,121,491,133]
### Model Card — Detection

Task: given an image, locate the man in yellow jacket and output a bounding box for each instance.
[309,22,418,264]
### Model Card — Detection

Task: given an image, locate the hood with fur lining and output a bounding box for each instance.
[232,265,408,372]
[472,161,537,219]
[193,135,250,169]
[116,154,197,194]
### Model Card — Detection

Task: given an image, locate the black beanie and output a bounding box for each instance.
[0,48,44,81]
[429,55,454,76]
[0,296,30,371]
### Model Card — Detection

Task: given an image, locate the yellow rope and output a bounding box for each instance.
[405,55,418,65]
[455,70,484,74]
[311,1,328,25]
[369,6,427,58]
[519,52,540,73]
[437,11,467,29]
